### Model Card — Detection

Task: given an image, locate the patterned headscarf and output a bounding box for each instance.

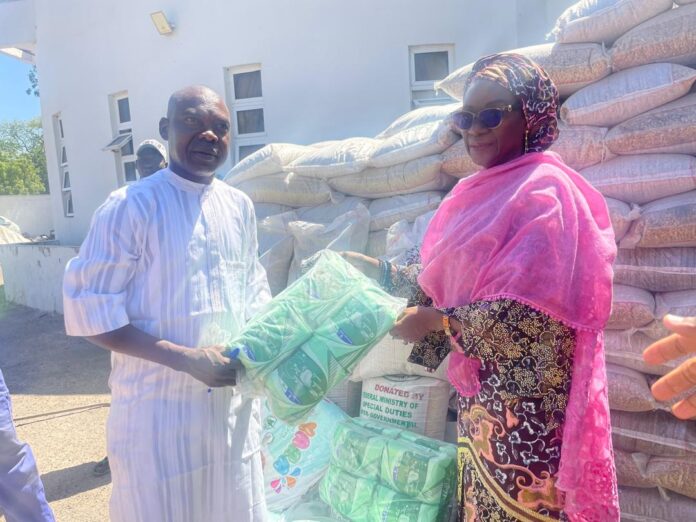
[463,52,559,153]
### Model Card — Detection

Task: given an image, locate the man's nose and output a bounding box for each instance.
[201,130,218,141]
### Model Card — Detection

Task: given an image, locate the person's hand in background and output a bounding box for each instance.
[643,314,696,420]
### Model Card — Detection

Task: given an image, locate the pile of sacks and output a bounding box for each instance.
[227,0,696,518]
[532,1,696,519]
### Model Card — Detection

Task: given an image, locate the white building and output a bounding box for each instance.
[1,0,573,246]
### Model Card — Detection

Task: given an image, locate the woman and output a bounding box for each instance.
[343,53,619,521]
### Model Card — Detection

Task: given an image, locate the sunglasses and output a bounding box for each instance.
[452,105,516,131]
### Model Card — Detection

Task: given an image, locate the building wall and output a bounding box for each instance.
[31,0,538,245]
[0,243,78,313]
[0,0,35,49]
[29,0,575,245]
[0,194,53,236]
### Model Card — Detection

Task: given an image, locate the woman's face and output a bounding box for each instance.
[459,78,527,169]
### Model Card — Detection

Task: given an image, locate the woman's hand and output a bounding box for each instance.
[643,314,696,420]
[339,251,381,281]
[390,306,444,343]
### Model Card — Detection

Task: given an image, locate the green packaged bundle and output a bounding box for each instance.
[226,250,405,423]
[369,484,442,522]
[319,466,375,521]
[331,421,388,478]
[380,437,457,506]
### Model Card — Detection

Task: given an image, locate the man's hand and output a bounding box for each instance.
[182,345,243,388]
[390,306,443,344]
[643,314,696,420]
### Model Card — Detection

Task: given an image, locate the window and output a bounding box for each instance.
[54,114,74,217]
[409,45,455,109]
[225,64,266,163]
[105,91,137,185]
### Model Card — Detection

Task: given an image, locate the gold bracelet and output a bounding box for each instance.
[442,314,453,337]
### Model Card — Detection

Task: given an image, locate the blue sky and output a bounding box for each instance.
[0,53,41,122]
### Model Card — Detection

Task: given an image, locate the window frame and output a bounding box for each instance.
[225,64,267,164]
[409,44,455,109]
[54,114,74,217]
[107,91,139,185]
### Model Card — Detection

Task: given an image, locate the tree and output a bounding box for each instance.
[0,152,45,195]
[0,119,48,194]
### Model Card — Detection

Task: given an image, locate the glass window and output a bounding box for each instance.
[59,119,64,139]
[124,161,137,182]
[62,171,70,189]
[233,70,262,99]
[117,97,131,123]
[61,146,68,165]
[121,139,134,156]
[238,144,265,161]
[63,191,74,216]
[237,108,265,134]
[414,51,450,82]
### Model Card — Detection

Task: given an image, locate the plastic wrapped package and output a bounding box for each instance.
[287,204,370,283]
[319,467,375,521]
[321,418,457,521]
[261,399,348,512]
[258,211,297,296]
[226,250,405,423]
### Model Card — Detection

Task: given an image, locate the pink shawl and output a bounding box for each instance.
[419,151,619,521]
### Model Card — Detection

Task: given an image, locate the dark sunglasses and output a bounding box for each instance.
[452,105,516,131]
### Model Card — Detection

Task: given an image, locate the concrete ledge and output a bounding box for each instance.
[0,242,79,314]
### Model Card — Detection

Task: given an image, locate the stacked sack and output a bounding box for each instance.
[534,1,696,519]
[319,417,457,522]
[225,105,463,438]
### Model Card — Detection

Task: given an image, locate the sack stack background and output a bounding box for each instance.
[229,1,696,519]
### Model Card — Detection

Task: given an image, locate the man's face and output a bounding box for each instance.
[160,89,231,180]
[136,147,166,178]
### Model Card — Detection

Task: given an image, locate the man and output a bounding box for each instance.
[91,137,169,479]
[0,369,55,522]
[135,139,168,178]
[644,314,696,420]
[63,85,270,521]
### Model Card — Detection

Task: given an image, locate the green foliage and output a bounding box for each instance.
[0,118,48,195]
[0,152,45,194]
[26,65,39,97]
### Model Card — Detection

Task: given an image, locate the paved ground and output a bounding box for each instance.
[0,286,112,521]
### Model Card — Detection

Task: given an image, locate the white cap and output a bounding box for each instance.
[136,139,167,162]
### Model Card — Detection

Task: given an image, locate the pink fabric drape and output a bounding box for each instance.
[419,151,619,521]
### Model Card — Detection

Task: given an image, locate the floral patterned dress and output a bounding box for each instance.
[387,249,575,522]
